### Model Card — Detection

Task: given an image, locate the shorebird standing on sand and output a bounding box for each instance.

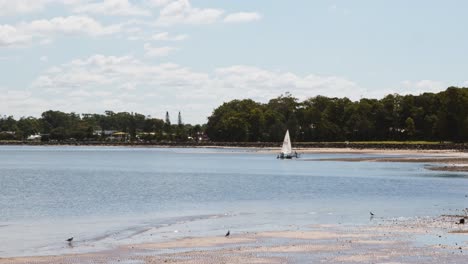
[66,237,73,243]
[225,230,230,237]
[370,212,374,216]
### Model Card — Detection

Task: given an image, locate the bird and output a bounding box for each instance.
[459,219,465,224]
[66,237,73,243]
[370,212,374,216]
[225,230,230,237]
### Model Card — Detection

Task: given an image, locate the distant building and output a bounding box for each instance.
[93,130,118,136]
[27,134,41,141]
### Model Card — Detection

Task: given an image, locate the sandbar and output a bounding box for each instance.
[1,214,467,264]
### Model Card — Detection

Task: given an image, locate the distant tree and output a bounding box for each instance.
[0,115,18,132]
[405,117,416,139]
[17,117,40,139]
[165,111,171,126]
[206,99,263,141]
[178,111,183,127]
[164,111,172,139]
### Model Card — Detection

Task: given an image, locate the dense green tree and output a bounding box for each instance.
[205,87,468,142]
[405,117,416,139]
[206,99,264,141]
[17,117,40,139]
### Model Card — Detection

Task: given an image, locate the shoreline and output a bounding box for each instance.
[1,142,467,154]
[2,213,467,263]
[1,141,468,151]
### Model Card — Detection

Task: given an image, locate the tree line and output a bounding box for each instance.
[1,87,467,143]
[206,87,468,142]
[0,110,204,142]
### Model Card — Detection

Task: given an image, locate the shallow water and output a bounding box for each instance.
[0,146,466,257]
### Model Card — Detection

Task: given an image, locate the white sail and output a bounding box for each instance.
[281,130,292,155]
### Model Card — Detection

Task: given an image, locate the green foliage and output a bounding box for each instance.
[2,87,468,143]
[0,110,202,143]
[206,99,265,141]
[178,111,183,127]
[405,117,416,138]
[206,87,468,142]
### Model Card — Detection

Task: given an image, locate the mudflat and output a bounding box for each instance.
[1,213,467,264]
[300,149,468,172]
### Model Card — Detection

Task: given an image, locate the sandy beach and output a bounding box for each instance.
[291,147,468,172]
[1,212,467,264]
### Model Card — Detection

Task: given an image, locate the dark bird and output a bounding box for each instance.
[370,212,374,216]
[66,237,73,242]
[459,219,465,224]
[225,230,230,237]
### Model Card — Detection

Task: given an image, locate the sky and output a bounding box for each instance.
[1,0,468,124]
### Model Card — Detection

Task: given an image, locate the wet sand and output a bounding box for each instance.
[309,151,468,172]
[184,146,468,172]
[2,213,467,264]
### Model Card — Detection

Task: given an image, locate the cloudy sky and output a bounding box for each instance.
[1,0,467,124]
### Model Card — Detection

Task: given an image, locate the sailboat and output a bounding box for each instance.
[277,130,299,159]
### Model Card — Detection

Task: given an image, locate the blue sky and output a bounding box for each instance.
[1,0,467,124]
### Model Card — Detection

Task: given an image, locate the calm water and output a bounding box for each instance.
[0,146,467,257]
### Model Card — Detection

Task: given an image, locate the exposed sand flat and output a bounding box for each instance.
[295,147,467,155]
[240,243,352,253]
[257,230,368,240]
[2,215,467,264]
[130,235,255,249]
[428,165,468,172]
[255,147,468,156]
[310,153,468,172]
[315,157,468,163]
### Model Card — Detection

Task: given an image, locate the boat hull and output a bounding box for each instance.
[277,153,299,159]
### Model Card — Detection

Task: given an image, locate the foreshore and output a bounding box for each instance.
[310,152,468,172]
[1,213,467,263]
[1,141,468,151]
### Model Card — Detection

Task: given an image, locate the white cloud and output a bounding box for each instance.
[224,12,262,23]
[401,80,445,94]
[0,0,51,16]
[0,25,32,46]
[73,0,151,16]
[213,65,362,101]
[0,16,120,46]
[147,0,173,7]
[155,0,224,26]
[39,38,53,45]
[0,87,51,118]
[152,32,188,41]
[150,0,261,26]
[30,54,363,123]
[0,0,88,16]
[40,56,48,62]
[22,16,120,36]
[144,43,178,57]
[362,80,447,99]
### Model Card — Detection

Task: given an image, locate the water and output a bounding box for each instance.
[0,146,467,257]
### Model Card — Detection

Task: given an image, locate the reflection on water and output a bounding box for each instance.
[0,146,466,257]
